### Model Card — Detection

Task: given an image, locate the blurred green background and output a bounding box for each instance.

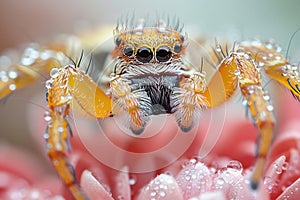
[0,0,300,158]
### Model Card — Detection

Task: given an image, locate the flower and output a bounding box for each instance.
[18,85,300,200]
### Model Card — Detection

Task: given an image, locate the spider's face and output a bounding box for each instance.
[111,26,186,65]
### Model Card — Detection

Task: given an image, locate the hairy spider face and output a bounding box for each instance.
[111,26,186,64]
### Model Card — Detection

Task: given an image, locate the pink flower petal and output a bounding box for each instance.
[198,191,226,200]
[276,178,300,200]
[176,161,212,199]
[81,170,114,200]
[113,166,131,200]
[138,174,184,200]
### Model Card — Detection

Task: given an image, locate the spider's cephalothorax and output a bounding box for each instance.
[106,20,207,134]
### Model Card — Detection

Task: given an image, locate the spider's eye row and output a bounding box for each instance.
[136,47,153,63]
[123,45,134,57]
[156,46,171,62]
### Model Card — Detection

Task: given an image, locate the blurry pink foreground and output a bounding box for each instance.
[1,93,300,200]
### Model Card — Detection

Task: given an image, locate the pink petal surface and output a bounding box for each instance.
[138,174,184,200]
[176,161,212,199]
[81,170,114,200]
[276,178,300,200]
[114,166,131,200]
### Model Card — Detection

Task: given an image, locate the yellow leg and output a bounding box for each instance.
[46,65,112,199]
[239,41,300,99]
[0,35,82,100]
[202,49,276,189]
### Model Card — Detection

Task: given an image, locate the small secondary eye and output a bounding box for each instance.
[124,45,134,57]
[115,36,122,46]
[136,47,153,63]
[174,43,182,54]
[156,46,171,62]
[180,34,185,42]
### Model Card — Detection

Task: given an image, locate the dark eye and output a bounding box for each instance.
[156,46,171,62]
[174,43,182,54]
[124,45,134,57]
[115,36,122,46]
[136,47,153,63]
[180,34,185,42]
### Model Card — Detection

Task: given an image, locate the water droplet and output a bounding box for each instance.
[44,111,51,121]
[40,50,54,60]
[45,80,53,89]
[50,68,59,78]
[8,70,18,79]
[275,168,283,175]
[263,95,270,101]
[117,195,125,200]
[189,158,197,165]
[226,160,243,173]
[185,175,191,181]
[216,46,222,52]
[21,57,35,66]
[9,84,16,91]
[258,61,265,67]
[216,177,225,185]
[23,47,40,59]
[129,176,136,185]
[267,105,274,111]
[234,70,240,76]
[43,133,49,139]
[266,43,273,49]
[159,191,166,197]
[244,53,250,59]
[150,191,156,197]
[57,126,64,133]
[282,162,289,171]
[1,74,8,82]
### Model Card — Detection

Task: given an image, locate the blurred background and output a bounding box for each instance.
[0,0,300,161]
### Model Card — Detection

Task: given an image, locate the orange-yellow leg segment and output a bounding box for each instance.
[203,51,275,189]
[46,65,112,199]
[0,35,83,100]
[239,41,300,100]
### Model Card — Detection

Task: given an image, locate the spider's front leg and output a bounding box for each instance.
[201,50,276,189]
[46,65,112,199]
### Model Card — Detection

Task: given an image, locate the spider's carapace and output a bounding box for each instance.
[0,18,299,199]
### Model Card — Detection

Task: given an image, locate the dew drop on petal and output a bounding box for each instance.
[226,160,243,173]
[128,176,136,186]
[216,177,225,185]
[282,162,289,171]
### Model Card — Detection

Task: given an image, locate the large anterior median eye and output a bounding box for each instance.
[136,47,153,63]
[156,46,171,62]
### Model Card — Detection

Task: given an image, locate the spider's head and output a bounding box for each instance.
[111,19,186,64]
